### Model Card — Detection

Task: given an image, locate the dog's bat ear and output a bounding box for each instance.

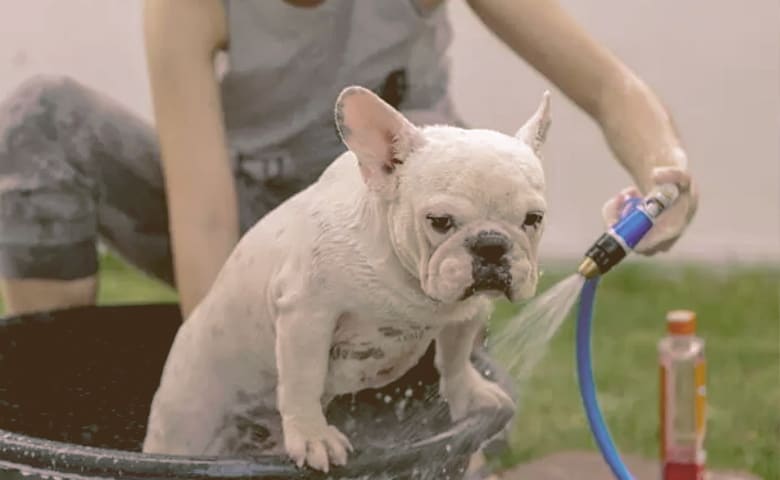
[516,91,551,156]
[334,86,424,197]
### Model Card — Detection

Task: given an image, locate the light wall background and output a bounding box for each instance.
[1,0,777,264]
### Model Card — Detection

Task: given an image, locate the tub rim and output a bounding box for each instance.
[0,405,511,478]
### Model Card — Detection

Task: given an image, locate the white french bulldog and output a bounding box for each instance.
[142,86,551,472]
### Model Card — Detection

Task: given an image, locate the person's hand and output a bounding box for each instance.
[602,166,698,255]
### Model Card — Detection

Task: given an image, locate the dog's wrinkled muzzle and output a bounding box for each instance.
[462,231,514,300]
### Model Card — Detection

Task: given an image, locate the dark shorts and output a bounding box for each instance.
[0,75,347,284]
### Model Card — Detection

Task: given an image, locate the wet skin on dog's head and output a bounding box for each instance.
[393,126,547,304]
[335,87,551,304]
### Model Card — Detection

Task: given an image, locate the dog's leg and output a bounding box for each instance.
[435,315,514,422]
[436,315,513,480]
[275,309,353,472]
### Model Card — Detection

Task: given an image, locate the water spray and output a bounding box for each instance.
[574,183,680,480]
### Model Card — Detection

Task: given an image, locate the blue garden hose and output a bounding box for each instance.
[576,275,634,479]
[574,184,680,480]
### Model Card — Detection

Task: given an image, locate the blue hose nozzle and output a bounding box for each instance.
[578,184,680,278]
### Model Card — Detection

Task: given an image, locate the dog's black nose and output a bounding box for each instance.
[469,231,510,264]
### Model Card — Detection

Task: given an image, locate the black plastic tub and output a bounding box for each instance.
[0,304,513,479]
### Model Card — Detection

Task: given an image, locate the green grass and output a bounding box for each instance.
[6,254,778,478]
[95,253,178,304]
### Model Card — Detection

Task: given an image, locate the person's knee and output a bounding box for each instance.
[0,75,99,281]
[4,73,81,111]
[0,73,95,191]
[0,74,95,217]
[0,74,84,156]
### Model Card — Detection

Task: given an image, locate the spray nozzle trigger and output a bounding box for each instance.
[616,183,680,225]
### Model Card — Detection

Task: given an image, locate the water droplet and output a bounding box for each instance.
[404,388,413,398]
[383,395,392,404]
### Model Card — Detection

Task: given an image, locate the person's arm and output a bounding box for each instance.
[466,0,698,253]
[143,0,238,317]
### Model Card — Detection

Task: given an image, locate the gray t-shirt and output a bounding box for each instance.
[219,0,459,188]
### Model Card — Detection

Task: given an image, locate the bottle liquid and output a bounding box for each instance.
[658,310,707,480]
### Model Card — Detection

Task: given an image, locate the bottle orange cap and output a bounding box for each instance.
[666,309,697,335]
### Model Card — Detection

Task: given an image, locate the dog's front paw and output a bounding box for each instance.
[282,414,353,472]
[440,367,514,422]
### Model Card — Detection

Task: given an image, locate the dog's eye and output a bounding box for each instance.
[523,212,544,229]
[426,214,454,234]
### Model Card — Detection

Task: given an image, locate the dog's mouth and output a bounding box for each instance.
[460,266,512,301]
